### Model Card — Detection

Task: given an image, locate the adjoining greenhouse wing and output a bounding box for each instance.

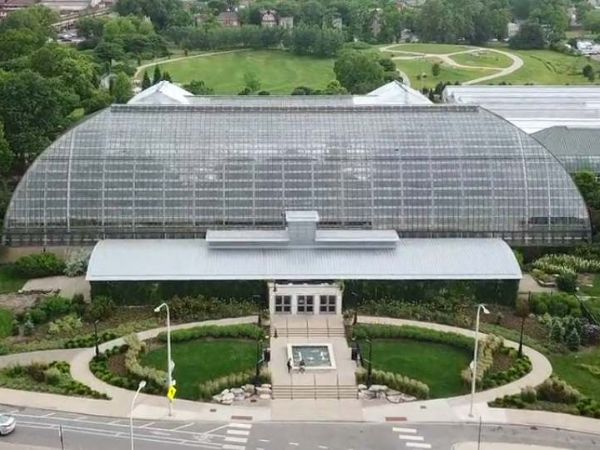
[532,127,600,174]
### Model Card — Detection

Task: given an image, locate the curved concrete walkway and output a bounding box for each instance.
[379,44,523,85]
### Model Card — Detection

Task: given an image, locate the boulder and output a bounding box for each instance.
[243,384,255,393]
[259,393,271,400]
[212,394,223,403]
[256,387,271,395]
[260,383,272,389]
[230,388,245,396]
[220,389,230,396]
[368,384,388,393]
[221,392,235,405]
[357,384,367,391]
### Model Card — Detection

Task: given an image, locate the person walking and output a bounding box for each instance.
[299,359,306,373]
[287,358,292,373]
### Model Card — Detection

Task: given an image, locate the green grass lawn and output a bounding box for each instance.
[141,339,256,400]
[450,50,513,69]
[551,347,600,402]
[0,265,26,294]
[383,43,472,54]
[394,57,493,88]
[152,50,336,94]
[0,308,13,338]
[371,338,471,398]
[490,49,600,85]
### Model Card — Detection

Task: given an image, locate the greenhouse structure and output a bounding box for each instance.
[2,96,591,248]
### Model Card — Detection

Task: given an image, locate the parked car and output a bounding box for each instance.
[0,415,16,435]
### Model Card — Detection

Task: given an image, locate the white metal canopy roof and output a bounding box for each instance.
[86,238,522,281]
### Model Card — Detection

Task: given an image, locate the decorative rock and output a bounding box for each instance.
[260,383,272,389]
[368,384,388,393]
[357,384,367,391]
[243,384,255,393]
[230,388,245,396]
[212,394,223,403]
[259,393,271,400]
[221,392,235,405]
[256,387,271,395]
[220,389,230,396]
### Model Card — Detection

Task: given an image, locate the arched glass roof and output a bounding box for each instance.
[3,103,591,246]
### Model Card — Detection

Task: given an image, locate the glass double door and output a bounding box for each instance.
[296,295,314,314]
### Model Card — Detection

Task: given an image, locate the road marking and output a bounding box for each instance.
[227,429,250,436]
[393,427,417,434]
[406,443,432,449]
[258,439,270,442]
[289,443,299,446]
[399,435,424,441]
[318,446,328,449]
[223,445,246,450]
[41,412,56,417]
[139,421,155,428]
[172,422,194,431]
[224,436,248,443]
[150,430,172,436]
[229,422,252,429]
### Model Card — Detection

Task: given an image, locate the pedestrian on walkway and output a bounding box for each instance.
[287,358,292,373]
[299,359,306,373]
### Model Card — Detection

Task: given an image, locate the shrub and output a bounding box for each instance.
[84,296,115,322]
[43,367,63,385]
[25,362,47,382]
[64,248,91,277]
[556,272,577,293]
[566,327,581,351]
[159,324,264,343]
[550,320,565,343]
[536,378,582,404]
[461,335,503,386]
[23,317,35,336]
[123,334,167,391]
[355,367,430,399]
[168,296,259,322]
[530,293,581,317]
[47,314,83,336]
[532,254,600,274]
[520,386,537,403]
[14,253,66,278]
[582,323,600,346]
[352,324,474,351]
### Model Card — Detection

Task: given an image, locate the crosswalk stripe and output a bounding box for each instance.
[406,443,432,449]
[399,435,424,441]
[229,423,252,429]
[224,436,248,443]
[227,429,250,436]
[223,445,246,450]
[393,427,417,434]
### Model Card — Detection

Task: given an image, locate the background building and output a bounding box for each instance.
[533,127,600,174]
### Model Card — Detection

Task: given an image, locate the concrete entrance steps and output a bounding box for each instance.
[272,326,346,338]
[272,384,358,400]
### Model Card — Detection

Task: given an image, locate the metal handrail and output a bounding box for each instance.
[336,374,340,400]
[313,374,317,400]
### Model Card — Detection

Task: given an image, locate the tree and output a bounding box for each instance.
[243,71,261,93]
[583,64,595,82]
[509,22,546,49]
[556,272,577,293]
[584,10,600,34]
[142,71,152,90]
[550,319,564,343]
[432,62,441,77]
[111,72,133,104]
[0,121,13,176]
[162,71,172,82]
[81,89,113,114]
[0,5,59,60]
[0,70,78,173]
[94,40,126,63]
[153,65,162,84]
[322,80,348,95]
[333,50,385,94]
[183,80,214,94]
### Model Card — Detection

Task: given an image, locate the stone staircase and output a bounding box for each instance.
[272,384,358,399]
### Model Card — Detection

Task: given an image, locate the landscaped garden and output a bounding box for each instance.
[393,58,492,89]
[351,323,531,400]
[0,361,107,399]
[90,324,269,401]
[449,50,513,69]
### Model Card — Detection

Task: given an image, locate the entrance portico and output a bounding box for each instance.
[268,282,342,316]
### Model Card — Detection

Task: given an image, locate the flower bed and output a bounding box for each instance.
[0,361,108,399]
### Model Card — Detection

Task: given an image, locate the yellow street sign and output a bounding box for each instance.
[167,386,177,401]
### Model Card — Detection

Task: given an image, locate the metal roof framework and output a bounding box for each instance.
[3,102,591,246]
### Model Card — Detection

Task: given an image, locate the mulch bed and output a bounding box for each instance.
[108,353,127,376]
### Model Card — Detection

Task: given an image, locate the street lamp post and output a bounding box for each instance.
[130,380,146,450]
[93,320,100,358]
[154,302,173,416]
[469,304,490,418]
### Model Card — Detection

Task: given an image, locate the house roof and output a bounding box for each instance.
[127,81,193,105]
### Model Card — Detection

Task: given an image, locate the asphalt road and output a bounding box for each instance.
[0,406,598,450]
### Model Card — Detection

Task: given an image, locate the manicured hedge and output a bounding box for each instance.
[352,324,474,352]
[63,331,118,349]
[343,279,518,307]
[158,324,264,343]
[91,280,267,305]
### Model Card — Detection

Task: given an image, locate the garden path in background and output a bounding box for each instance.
[379,45,523,86]
[134,49,249,80]
[518,273,556,295]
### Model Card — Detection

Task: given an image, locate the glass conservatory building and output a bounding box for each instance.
[2,101,591,247]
